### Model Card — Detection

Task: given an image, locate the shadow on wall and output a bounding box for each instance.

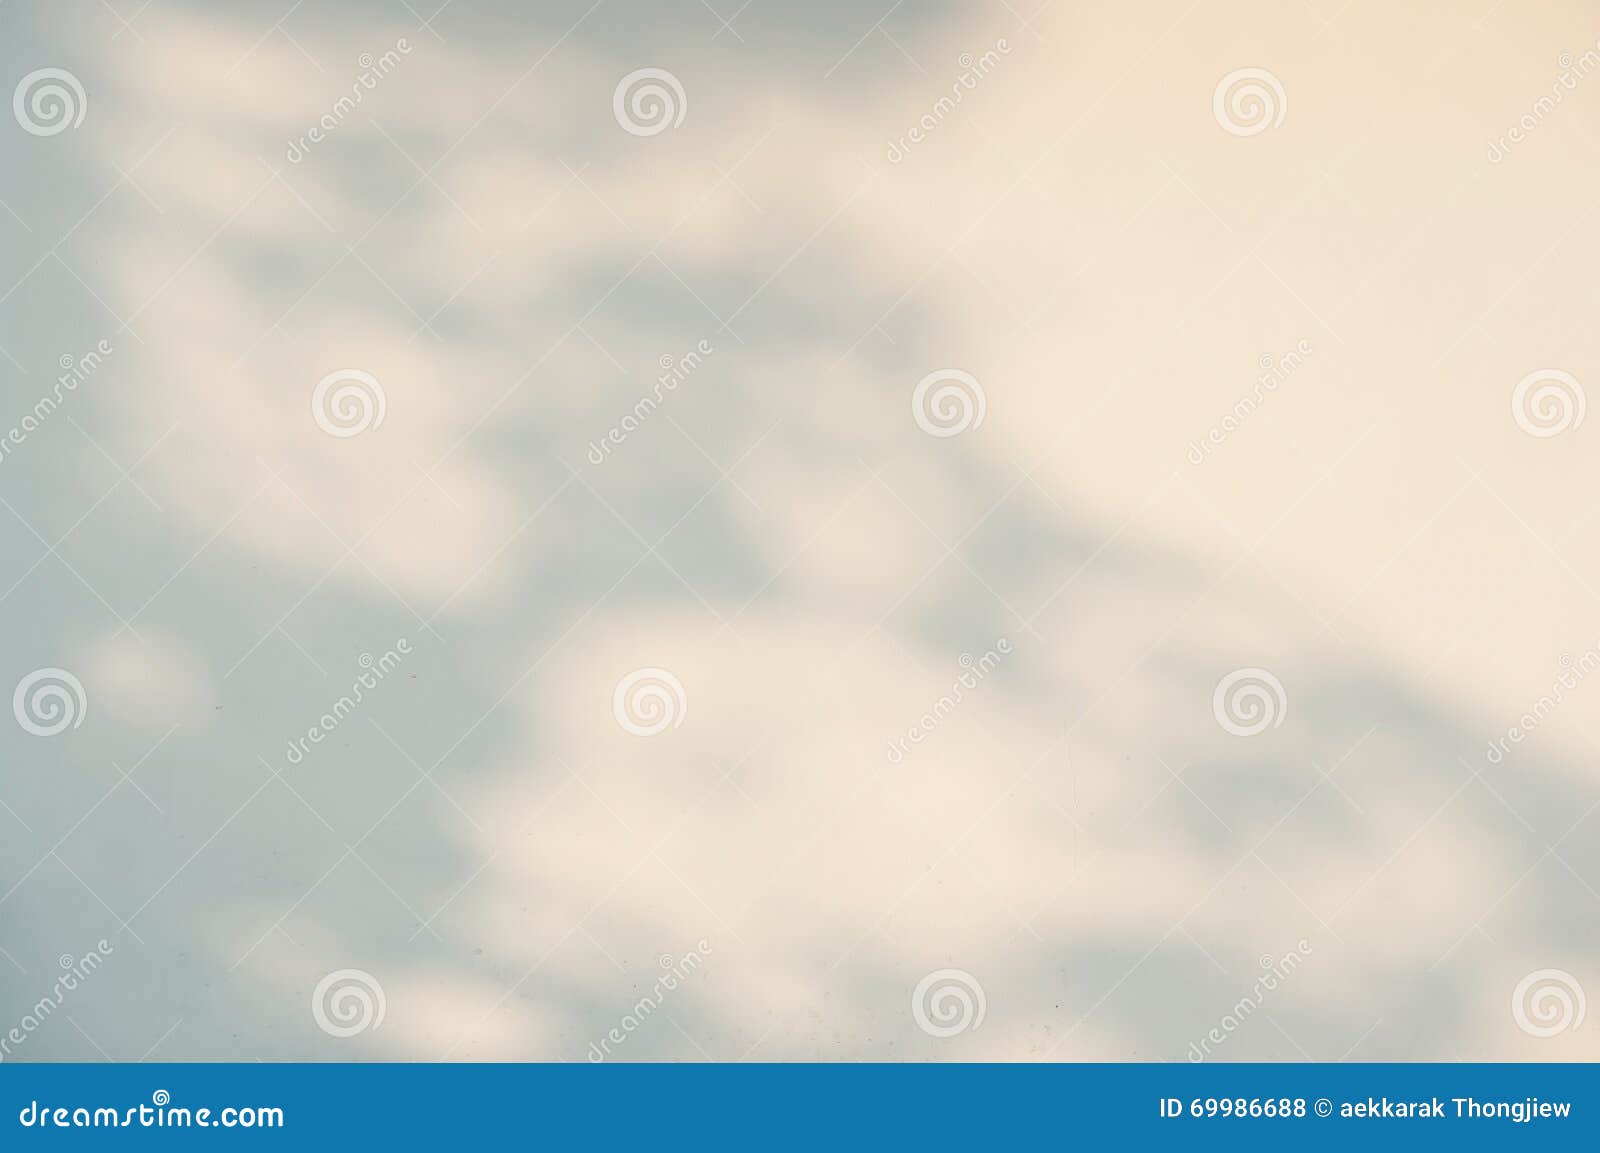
[0,0,1596,1063]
